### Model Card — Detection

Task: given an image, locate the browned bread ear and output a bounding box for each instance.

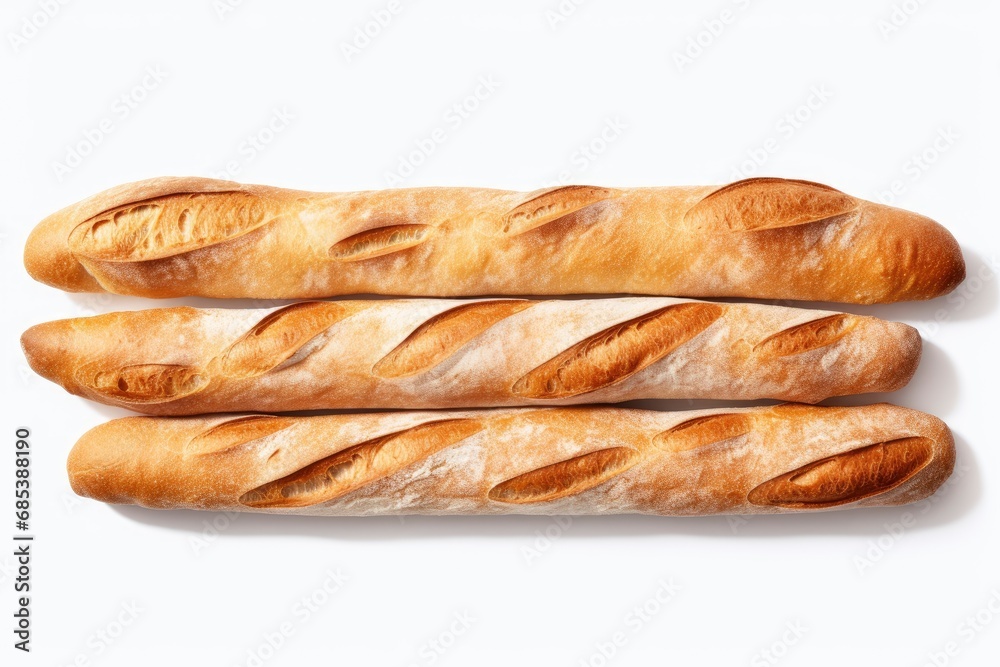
[186,416,292,457]
[511,303,723,399]
[652,413,753,452]
[239,419,483,508]
[24,177,247,291]
[490,185,615,236]
[329,224,435,261]
[75,363,208,405]
[747,436,935,509]
[488,447,639,504]
[68,190,280,262]
[685,178,857,231]
[217,302,363,378]
[373,300,533,378]
[753,314,856,357]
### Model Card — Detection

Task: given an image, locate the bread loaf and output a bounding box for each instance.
[23,176,965,303]
[22,298,921,413]
[66,403,955,515]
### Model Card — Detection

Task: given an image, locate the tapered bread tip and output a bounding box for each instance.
[68,418,140,505]
[860,203,965,303]
[919,411,957,497]
[878,321,923,392]
[67,422,113,503]
[20,320,73,387]
[25,176,243,294]
[893,403,956,499]
[24,212,103,292]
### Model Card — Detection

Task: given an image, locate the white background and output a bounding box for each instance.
[1,1,998,665]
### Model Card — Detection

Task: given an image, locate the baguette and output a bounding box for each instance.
[66,403,955,515]
[23,176,965,303]
[22,298,921,413]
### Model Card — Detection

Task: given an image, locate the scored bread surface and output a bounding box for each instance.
[21,298,921,413]
[24,176,965,303]
[66,403,955,515]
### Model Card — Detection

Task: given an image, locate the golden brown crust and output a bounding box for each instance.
[239,419,484,509]
[487,447,640,504]
[652,413,753,453]
[746,436,934,509]
[66,404,956,515]
[684,177,857,231]
[24,177,965,303]
[510,302,723,399]
[22,298,921,413]
[373,300,534,378]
